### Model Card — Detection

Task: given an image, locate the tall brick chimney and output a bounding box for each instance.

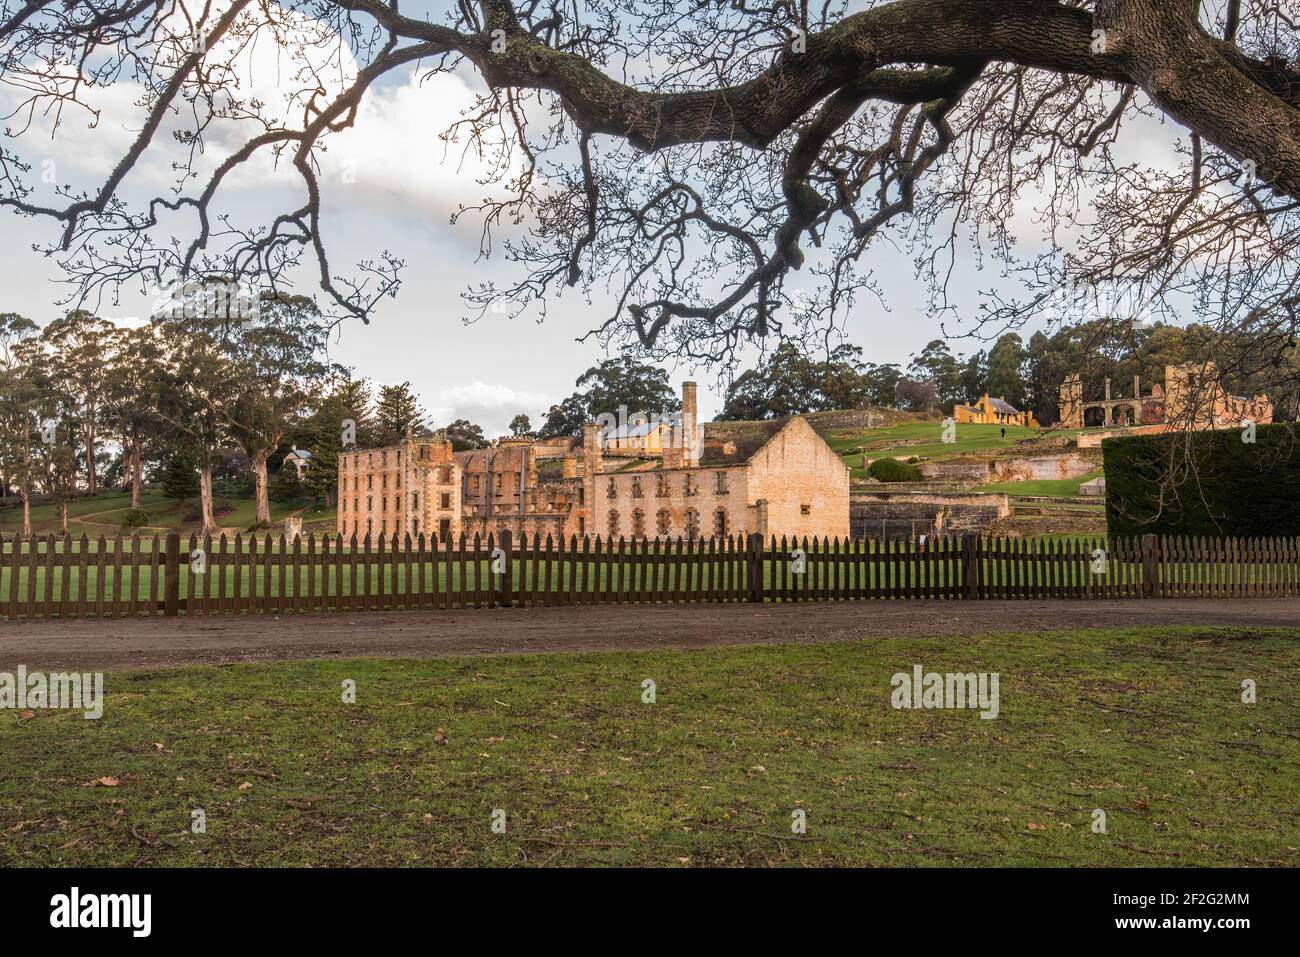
[582,421,602,508]
[681,381,699,468]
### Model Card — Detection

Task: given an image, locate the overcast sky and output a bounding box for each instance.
[0,2,1190,435]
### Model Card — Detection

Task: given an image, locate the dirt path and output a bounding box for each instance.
[1,599,1297,672]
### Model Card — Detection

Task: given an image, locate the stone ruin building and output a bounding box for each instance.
[1059,361,1273,430]
[337,382,850,544]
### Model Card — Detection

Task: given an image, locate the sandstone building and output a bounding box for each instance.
[953,394,1039,428]
[337,382,850,543]
[1059,361,1273,430]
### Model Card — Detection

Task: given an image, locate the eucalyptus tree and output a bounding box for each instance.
[151,312,238,535]
[0,313,39,535]
[223,293,329,528]
[41,311,116,497]
[102,325,168,511]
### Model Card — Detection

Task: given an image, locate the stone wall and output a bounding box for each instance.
[986,453,1096,482]
[921,452,1097,484]
[850,490,1010,539]
[918,460,989,484]
[1076,423,1170,448]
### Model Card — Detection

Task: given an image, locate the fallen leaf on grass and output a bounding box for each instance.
[90,777,120,787]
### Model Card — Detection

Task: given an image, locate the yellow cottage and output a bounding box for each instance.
[952,394,1039,429]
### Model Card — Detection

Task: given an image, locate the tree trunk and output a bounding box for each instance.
[130,443,143,509]
[21,433,30,538]
[253,455,271,528]
[60,501,68,535]
[199,463,216,535]
[84,412,96,496]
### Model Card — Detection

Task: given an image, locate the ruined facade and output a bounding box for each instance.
[1059,362,1273,430]
[337,382,850,544]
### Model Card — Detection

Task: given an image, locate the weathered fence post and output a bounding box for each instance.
[1141,534,1159,598]
[746,532,765,603]
[163,531,180,616]
[962,533,979,600]
[498,529,514,608]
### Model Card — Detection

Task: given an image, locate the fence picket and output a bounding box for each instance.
[6,531,1300,621]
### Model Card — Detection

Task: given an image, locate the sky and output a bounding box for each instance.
[0,1,1192,435]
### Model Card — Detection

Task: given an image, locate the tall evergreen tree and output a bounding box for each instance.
[161,451,200,504]
[374,382,426,444]
[985,334,1026,408]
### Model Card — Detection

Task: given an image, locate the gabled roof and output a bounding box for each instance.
[987,397,1021,414]
[604,420,671,441]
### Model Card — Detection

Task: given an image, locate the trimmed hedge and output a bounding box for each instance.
[867,457,923,483]
[1102,423,1300,536]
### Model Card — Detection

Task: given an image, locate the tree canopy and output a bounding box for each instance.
[0,0,1295,389]
[538,356,679,437]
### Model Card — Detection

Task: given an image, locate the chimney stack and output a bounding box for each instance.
[681,381,699,468]
[582,421,603,508]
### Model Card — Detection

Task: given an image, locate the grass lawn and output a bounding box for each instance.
[2,625,1295,866]
[980,468,1105,498]
[0,489,332,537]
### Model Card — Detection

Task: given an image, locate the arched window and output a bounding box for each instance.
[632,509,646,538]
[607,509,620,539]
[713,509,728,538]
[685,508,700,540]
[656,508,671,536]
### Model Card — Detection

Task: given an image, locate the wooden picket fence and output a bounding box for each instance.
[2,530,1299,620]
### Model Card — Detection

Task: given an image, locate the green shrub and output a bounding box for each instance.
[867,457,923,482]
[120,509,149,530]
[1102,423,1300,536]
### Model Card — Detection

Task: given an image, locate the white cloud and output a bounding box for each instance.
[313,70,519,218]
[427,381,556,437]
[0,2,518,219]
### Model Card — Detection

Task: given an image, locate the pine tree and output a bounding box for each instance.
[373,382,426,444]
[161,452,200,504]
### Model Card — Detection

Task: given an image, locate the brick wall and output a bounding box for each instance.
[746,417,850,539]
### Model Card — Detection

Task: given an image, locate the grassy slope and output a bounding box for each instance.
[1,626,1295,866]
[818,422,1103,480]
[0,489,333,537]
[979,468,1106,498]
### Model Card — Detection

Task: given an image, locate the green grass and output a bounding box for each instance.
[980,468,1105,498]
[0,489,330,536]
[824,423,1100,480]
[1,626,1295,866]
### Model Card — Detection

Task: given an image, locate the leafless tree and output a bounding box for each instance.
[0,0,1296,384]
